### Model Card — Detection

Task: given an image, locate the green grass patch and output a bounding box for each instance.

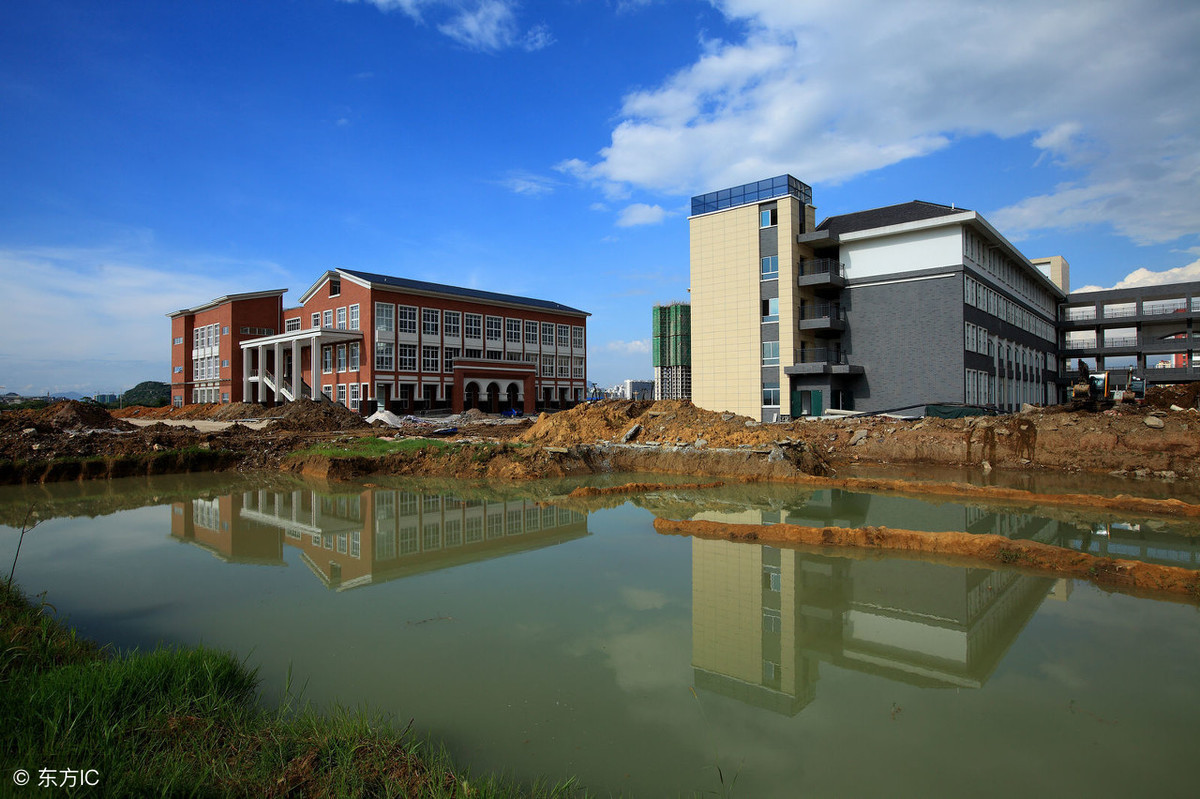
[290,437,460,460]
[1,581,584,797]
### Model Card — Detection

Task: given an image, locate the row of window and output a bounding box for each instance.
[303,305,361,333]
[963,230,1055,316]
[374,303,584,349]
[192,323,222,351]
[374,506,583,559]
[319,382,368,411]
[372,343,585,379]
[193,355,222,381]
[964,275,1055,343]
[320,343,362,374]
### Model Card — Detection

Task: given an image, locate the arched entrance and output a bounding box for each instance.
[486,382,501,413]
[464,381,480,410]
[505,382,520,412]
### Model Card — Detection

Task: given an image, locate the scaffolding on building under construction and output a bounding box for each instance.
[652,302,692,400]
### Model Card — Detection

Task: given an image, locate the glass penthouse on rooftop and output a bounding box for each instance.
[690,175,813,216]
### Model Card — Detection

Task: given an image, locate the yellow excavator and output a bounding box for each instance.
[1071,361,1145,410]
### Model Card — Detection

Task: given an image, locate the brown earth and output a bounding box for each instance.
[6,397,1200,489]
[654,517,1200,603]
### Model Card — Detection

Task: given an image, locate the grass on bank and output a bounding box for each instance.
[1,581,583,798]
[291,437,460,459]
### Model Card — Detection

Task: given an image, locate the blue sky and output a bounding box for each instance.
[2,0,1198,395]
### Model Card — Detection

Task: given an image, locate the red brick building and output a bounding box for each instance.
[169,269,589,414]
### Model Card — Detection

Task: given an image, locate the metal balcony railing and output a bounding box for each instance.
[798,259,844,278]
[797,348,849,365]
[798,303,845,321]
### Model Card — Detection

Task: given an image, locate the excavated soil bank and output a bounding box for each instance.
[566,480,725,498]
[654,517,1200,603]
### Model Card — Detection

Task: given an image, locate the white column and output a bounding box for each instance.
[273,341,283,403]
[291,338,302,401]
[241,345,251,403]
[256,344,267,403]
[310,335,321,399]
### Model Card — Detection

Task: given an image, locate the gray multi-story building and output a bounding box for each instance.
[689,175,1065,419]
[1058,281,1200,387]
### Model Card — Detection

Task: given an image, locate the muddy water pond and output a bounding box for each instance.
[2,472,1199,798]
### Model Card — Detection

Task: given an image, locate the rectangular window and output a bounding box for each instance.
[337,384,346,405]
[465,348,482,359]
[572,326,584,349]
[329,279,340,297]
[375,342,394,371]
[173,365,183,374]
[506,318,521,343]
[375,303,394,332]
[761,297,779,322]
[173,336,183,345]
[312,312,320,329]
[486,349,502,360]
[221,359,229,368]
[336,307,347,329]
[573,356,584,378]
[349,304,359,330]
[761,256,779,280]
[760,207,777,227]
[444,311,460,337]
[398,305,417,334]
[526,320,539,345]
[542,322,554,346]
[285,318,300,332]
[465,313,482,339]
[398,344,417,371]
[485,316,502,341]
[557,356,570,378]
[762,341,780,366]
[222,326,229,335]
[349,383,360,410]
[322,384,332,400]
[336,345,347,372]
[506,351,523,361]
[422,308,439,336]
[322,346,333,374]
[541,355,554,377]
[423,346,440,372]
[763,382,780,406]
[444,347,459,373]
[323,309,333,328]
[557,324,569,347]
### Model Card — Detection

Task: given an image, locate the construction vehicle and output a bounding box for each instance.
[1070,361,1145,410]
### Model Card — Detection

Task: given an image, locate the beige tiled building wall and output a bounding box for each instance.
[690,204,763,417]
[692,537,763,683]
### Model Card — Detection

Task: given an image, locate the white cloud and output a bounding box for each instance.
[498,170,560,196]
[605,339,651,354]
[616,203,667,227]
[566,0,1200,246]
[0,238,284,394]
[342,0,552,53]
[1074,257,1200,292]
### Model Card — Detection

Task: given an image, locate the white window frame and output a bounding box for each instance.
[323,309,333,328]
[465,313,482,339]
[422,308,440,336]
[322,346,333,374]
[398,344,417,372]
[375,342,394,371]
[506,318,521,343]
[444,311,460,338]
[349,304,359,330]
[422,345,440,372]
[485,315,502,342]
[398,305,417,335]
[336,307,347,329]
[375,303,394,332]
[525,320,539,345]
[349,342,360,371]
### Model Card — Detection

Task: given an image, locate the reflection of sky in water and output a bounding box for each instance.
[1,474,1198,797]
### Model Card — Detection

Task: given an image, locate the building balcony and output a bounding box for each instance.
[797,303,847,335]
[797,259,846,292]
[784,348,864,376]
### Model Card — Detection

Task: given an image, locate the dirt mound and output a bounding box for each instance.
[2,400,134,433]
[1146,383,1200,410]
[268,399,369,432]
[519,399,797,449]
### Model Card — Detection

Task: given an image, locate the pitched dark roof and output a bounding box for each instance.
[338,268,588,316]
[816,201,968,236]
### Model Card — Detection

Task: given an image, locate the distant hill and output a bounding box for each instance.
[121,381,170,407]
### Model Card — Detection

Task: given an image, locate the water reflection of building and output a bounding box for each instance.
[691,498,1070,715]
[170,486,587,590]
